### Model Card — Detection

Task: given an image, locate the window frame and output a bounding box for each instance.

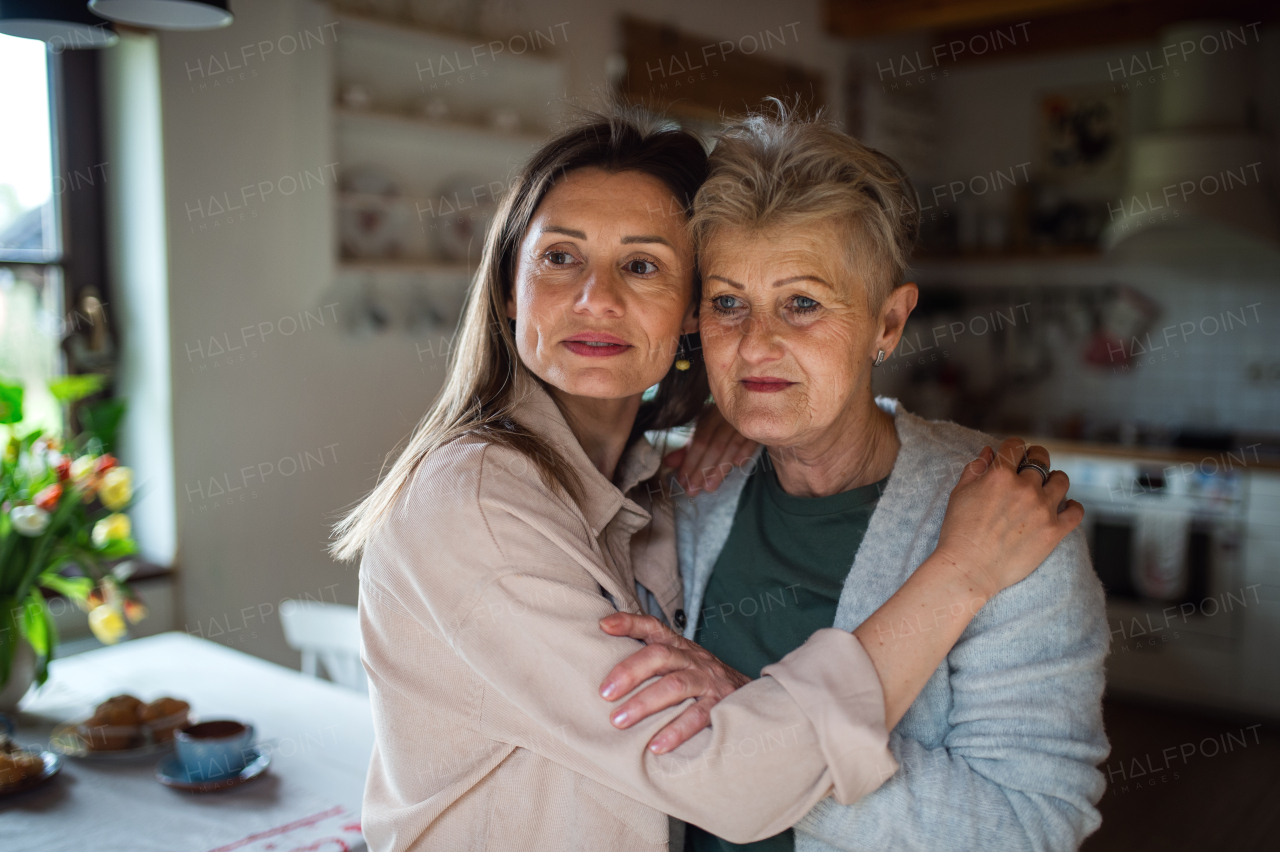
[0,45,113,429]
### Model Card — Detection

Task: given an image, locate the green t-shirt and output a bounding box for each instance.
[686,460,887,852]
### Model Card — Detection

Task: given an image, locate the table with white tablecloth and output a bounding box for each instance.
[0,632,374,852]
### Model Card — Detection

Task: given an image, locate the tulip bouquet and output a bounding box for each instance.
[0,376,145,693]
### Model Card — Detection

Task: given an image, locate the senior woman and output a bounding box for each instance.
[600,113,1110,852]
[336,112,1084,852]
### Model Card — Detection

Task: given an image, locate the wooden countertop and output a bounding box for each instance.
[1019,437,1280,473]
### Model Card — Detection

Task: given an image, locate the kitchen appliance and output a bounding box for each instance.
[1061,454,1245,607]
[1054,451,1279,713]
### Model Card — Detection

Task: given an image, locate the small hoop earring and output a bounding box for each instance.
[874,350,885,367]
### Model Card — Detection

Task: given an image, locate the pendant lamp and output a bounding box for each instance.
[87,0,232,31]
[0,0,118,48]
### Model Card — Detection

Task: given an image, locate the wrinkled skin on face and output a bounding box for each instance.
[698,219,917,458]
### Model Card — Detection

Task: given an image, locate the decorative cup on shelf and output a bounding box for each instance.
[175,721,256,781]
[341,83,372,110]
[417,95,449,122]
[488,108,520,134]
[339,166,410,261]
[432,173,499,262]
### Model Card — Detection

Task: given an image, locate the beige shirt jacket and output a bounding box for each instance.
[358,376,898,851]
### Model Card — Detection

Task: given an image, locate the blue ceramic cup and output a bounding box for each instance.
[174,720,256,781]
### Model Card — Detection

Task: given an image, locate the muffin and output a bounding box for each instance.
[79,693,144,750]
[93,694,143,725]
[139,697,191,743]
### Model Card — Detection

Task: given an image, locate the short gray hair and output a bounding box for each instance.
[692,108,919,308]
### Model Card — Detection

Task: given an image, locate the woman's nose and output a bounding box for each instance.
[737,313,784,363]
[573,266,625,318]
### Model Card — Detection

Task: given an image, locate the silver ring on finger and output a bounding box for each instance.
[1017,458,1051,487]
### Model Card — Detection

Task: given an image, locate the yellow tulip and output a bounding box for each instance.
[88,606,127,645]
[72,456,100,501]
[92,513,131,548]
[99,467,133,510]
[70,455,96,480]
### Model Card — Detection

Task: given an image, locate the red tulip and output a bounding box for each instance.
[123,598,148,624]
[94,454,118,474]
[55,457,71,481]
[34,483,63,512]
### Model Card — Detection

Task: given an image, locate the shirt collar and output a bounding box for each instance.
[508,371,662,536]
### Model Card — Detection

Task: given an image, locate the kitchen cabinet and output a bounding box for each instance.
[1240,471,1280,710]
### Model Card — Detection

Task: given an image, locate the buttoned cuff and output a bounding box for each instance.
[761,628,899,804]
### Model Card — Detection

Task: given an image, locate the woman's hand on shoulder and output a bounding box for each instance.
[661,405,758,496]
[597,612,750,754]
[935,437,1083,599]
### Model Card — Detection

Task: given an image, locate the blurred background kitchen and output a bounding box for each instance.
[0,0,1277,848]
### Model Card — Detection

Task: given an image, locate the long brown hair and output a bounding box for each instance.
[330,111,710,561]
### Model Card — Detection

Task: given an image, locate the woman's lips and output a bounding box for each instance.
[740,377,795,393]
[562,331,632,358]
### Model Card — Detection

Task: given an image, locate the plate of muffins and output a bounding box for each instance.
[50,693,191,759]
[0,733,60,797]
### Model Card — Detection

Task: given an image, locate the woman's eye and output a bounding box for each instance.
[710,295,741,313]
[623,259,658,275]
[790,295,820,313]
[545,251,574,265]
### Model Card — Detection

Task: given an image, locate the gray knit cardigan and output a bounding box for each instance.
[674,399,1110,852]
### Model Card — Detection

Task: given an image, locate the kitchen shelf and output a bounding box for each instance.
[338,190,447,207]
[338,259,472,275]
[334,9,562,66]
[915,247,1102,262]
[908,253,1117,287]
[329,5,563,336]
[334,107,546,146]
[1025,436,1280,472]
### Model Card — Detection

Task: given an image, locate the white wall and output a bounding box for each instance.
[103,30,177,568]
[155,0,438,665]
[149,0,852,666]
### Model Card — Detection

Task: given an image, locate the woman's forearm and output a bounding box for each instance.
[852,552,994,729]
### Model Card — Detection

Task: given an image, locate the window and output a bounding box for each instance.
[0,34,108,436]
[0,34,62,434]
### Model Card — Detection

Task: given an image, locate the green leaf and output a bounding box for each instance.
[0,379,22,425]
[21,589,55,685]
[15,491,83,604]
[0,597,18,687]
[0,523,17,590]
[96,538,137,559]
[38,573,92,601]
[48,374,107,404]
[78,398,127,455]
[20,590,50,656]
